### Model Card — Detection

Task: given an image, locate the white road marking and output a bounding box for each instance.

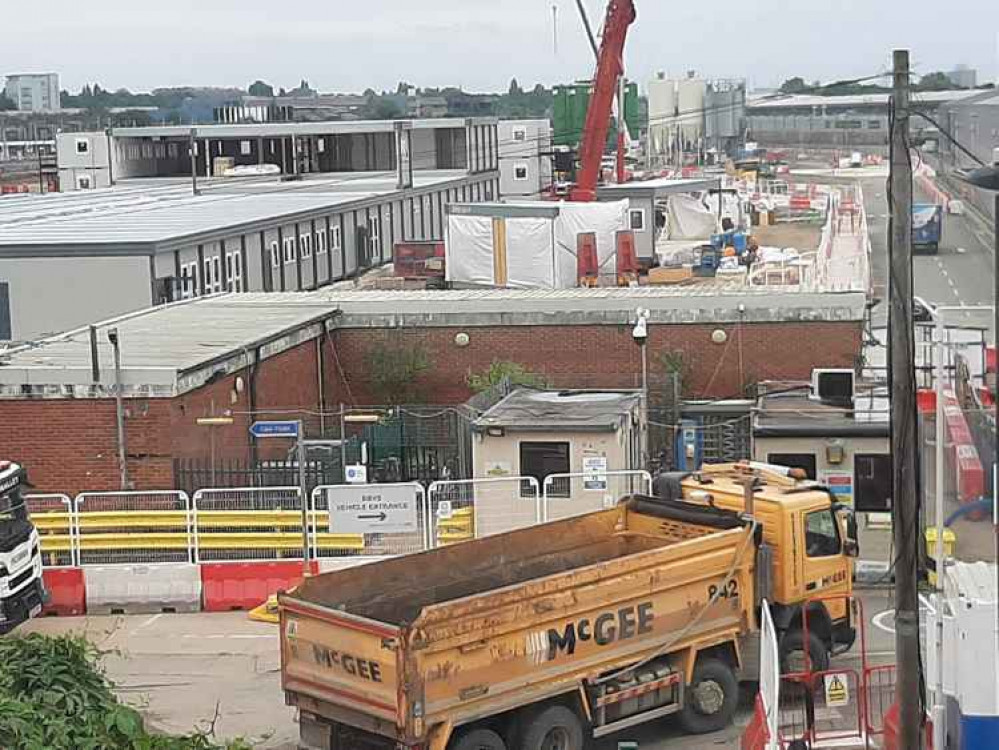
[128,613,163,636]
[957,247,967,254]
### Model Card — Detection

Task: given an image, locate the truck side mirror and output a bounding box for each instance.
[843,538,859,558]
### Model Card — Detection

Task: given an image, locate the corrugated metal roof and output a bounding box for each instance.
[0,171,467,250]
[475,389,641,430]
[111,117,488,139]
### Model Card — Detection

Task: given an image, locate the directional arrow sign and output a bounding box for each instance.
[325,485,419,534]
[249,420,299,438]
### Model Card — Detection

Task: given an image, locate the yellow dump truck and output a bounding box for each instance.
[280,462,857,750]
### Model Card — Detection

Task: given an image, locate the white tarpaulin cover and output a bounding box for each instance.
[703,191,741,229]
[554,200,629,286]
[446,201,629,289]
[667,193,718,240]
[446,215,496,286]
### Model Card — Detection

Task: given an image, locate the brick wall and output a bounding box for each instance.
[327,321,863,405]
[2,319,861,494]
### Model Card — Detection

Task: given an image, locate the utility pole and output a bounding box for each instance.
[888,48,923,749]
[189,127,199,196]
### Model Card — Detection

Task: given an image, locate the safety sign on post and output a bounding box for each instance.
[583,454,608,491]
[824,672,850,707]
[327,485,419,534]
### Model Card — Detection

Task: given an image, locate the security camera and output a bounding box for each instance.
[632,315,648,346]
[106,328,119,346]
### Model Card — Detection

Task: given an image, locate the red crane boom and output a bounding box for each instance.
[569,0,636,202]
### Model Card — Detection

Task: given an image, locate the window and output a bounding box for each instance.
[76,174,92,190]
[330,225,342,254]
[854,453,891,512]
[512,127,527,142]
[804,509,841,558]
[318,138,326,153]
[629,208,646,232]
[203,256,222,294]
[180,261,198,298]
[283,236,297,264]
[301,233,312,259]
[226,251,243,292]
[240,140,252,156]
[316,229,328,254]
[270,241,280,268]
[75,138,89,155]
[513,163,529,181]
[868,120,882,130]
[369,216,380,254]
[767,452,817,480]
[520,441,570,498]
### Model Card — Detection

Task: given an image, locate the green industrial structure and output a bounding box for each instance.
[553,81,642,148]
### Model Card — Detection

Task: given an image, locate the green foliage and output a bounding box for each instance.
[779,76,809,95]
[366,342,431,404]
[0,633,252,750]
[0,92,15,111]
[247,80,274,97]
[916,71,958,91]
[656,350,690,396]
[467,361,548,393]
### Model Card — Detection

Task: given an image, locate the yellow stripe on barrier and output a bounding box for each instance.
[40,532,364,552]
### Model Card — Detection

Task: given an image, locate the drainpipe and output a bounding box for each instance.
[108,328,128,489]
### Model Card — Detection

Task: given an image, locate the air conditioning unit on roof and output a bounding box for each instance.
[811,368,854,406]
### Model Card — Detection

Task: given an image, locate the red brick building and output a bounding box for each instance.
[0,288,865,494]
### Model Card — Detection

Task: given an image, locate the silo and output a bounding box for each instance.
[647,75,675,157]
[676,76,706,144]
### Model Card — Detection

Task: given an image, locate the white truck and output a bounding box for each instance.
[0,461,45,634]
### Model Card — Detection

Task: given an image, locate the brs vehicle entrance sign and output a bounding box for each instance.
[326,485,419,535]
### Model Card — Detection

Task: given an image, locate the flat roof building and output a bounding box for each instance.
[4,73,60,113]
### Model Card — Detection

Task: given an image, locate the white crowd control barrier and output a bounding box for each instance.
[759,600,781,749]
[24,493,76,567]
[192,486,305,563]
[428,477,541,547]
[542,470,652,522]
[83,562,202,615]
[75,491,192,565]
[310,483,428,559]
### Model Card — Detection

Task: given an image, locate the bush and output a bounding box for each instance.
[467,361,547,393]
[0,633,252,750]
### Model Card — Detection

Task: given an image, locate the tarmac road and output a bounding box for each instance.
[21,587,896,750]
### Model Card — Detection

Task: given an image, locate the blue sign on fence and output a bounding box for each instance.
[249,420,299,438]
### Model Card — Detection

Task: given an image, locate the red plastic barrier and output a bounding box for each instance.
[917,388,936,414]
[943,389,986,515]
[200,561,319,612]
[740,694,769,750]
[41,567,86,616]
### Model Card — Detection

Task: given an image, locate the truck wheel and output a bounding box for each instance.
[451,727,507,750]
[518,705,584,750]
[780,629,829,674]
[678,658,739,734]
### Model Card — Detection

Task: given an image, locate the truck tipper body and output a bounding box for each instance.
[280,463,856,750]
[0,461,45,634]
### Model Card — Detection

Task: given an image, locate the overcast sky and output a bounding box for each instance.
[8,0,997,93]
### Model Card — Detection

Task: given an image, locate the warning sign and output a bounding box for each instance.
[824,672,850,707]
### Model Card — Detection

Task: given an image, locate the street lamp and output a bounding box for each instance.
[632,309,649,467]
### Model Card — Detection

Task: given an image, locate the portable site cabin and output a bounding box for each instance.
[444,200,629,289]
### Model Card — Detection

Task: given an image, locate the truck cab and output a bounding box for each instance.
[676,462,858,671]
[0,461,45,634]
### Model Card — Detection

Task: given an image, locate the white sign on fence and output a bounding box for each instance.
[582,454,608,491]
[326,485,419,534]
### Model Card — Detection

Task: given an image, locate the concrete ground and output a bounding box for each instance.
[20,587,896,750]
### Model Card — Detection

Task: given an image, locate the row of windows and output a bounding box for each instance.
[271,225,343,268]
[180,251,244,298]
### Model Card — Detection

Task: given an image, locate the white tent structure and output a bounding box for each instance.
[445,200,630,289]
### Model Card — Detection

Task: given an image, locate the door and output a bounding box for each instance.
[854,454,891,512]
[800,508,850,617]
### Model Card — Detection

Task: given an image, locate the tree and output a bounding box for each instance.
[779,77,808,94]
[366,342,430,404]
[396,81,412,96]
[369,98,403,119]
[248,80,274,97]
[917,71,956,91]
[467,361,547,393]
[0,93,15,111]
[508,78,523,96]
[278,87,287,97]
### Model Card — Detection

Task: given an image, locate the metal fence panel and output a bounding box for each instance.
[542,470,652,522]
[310,483,427,559]
[75,491,192,565]
[428,477,540,547]
[25,493,76,567]
[192,487,307,563]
